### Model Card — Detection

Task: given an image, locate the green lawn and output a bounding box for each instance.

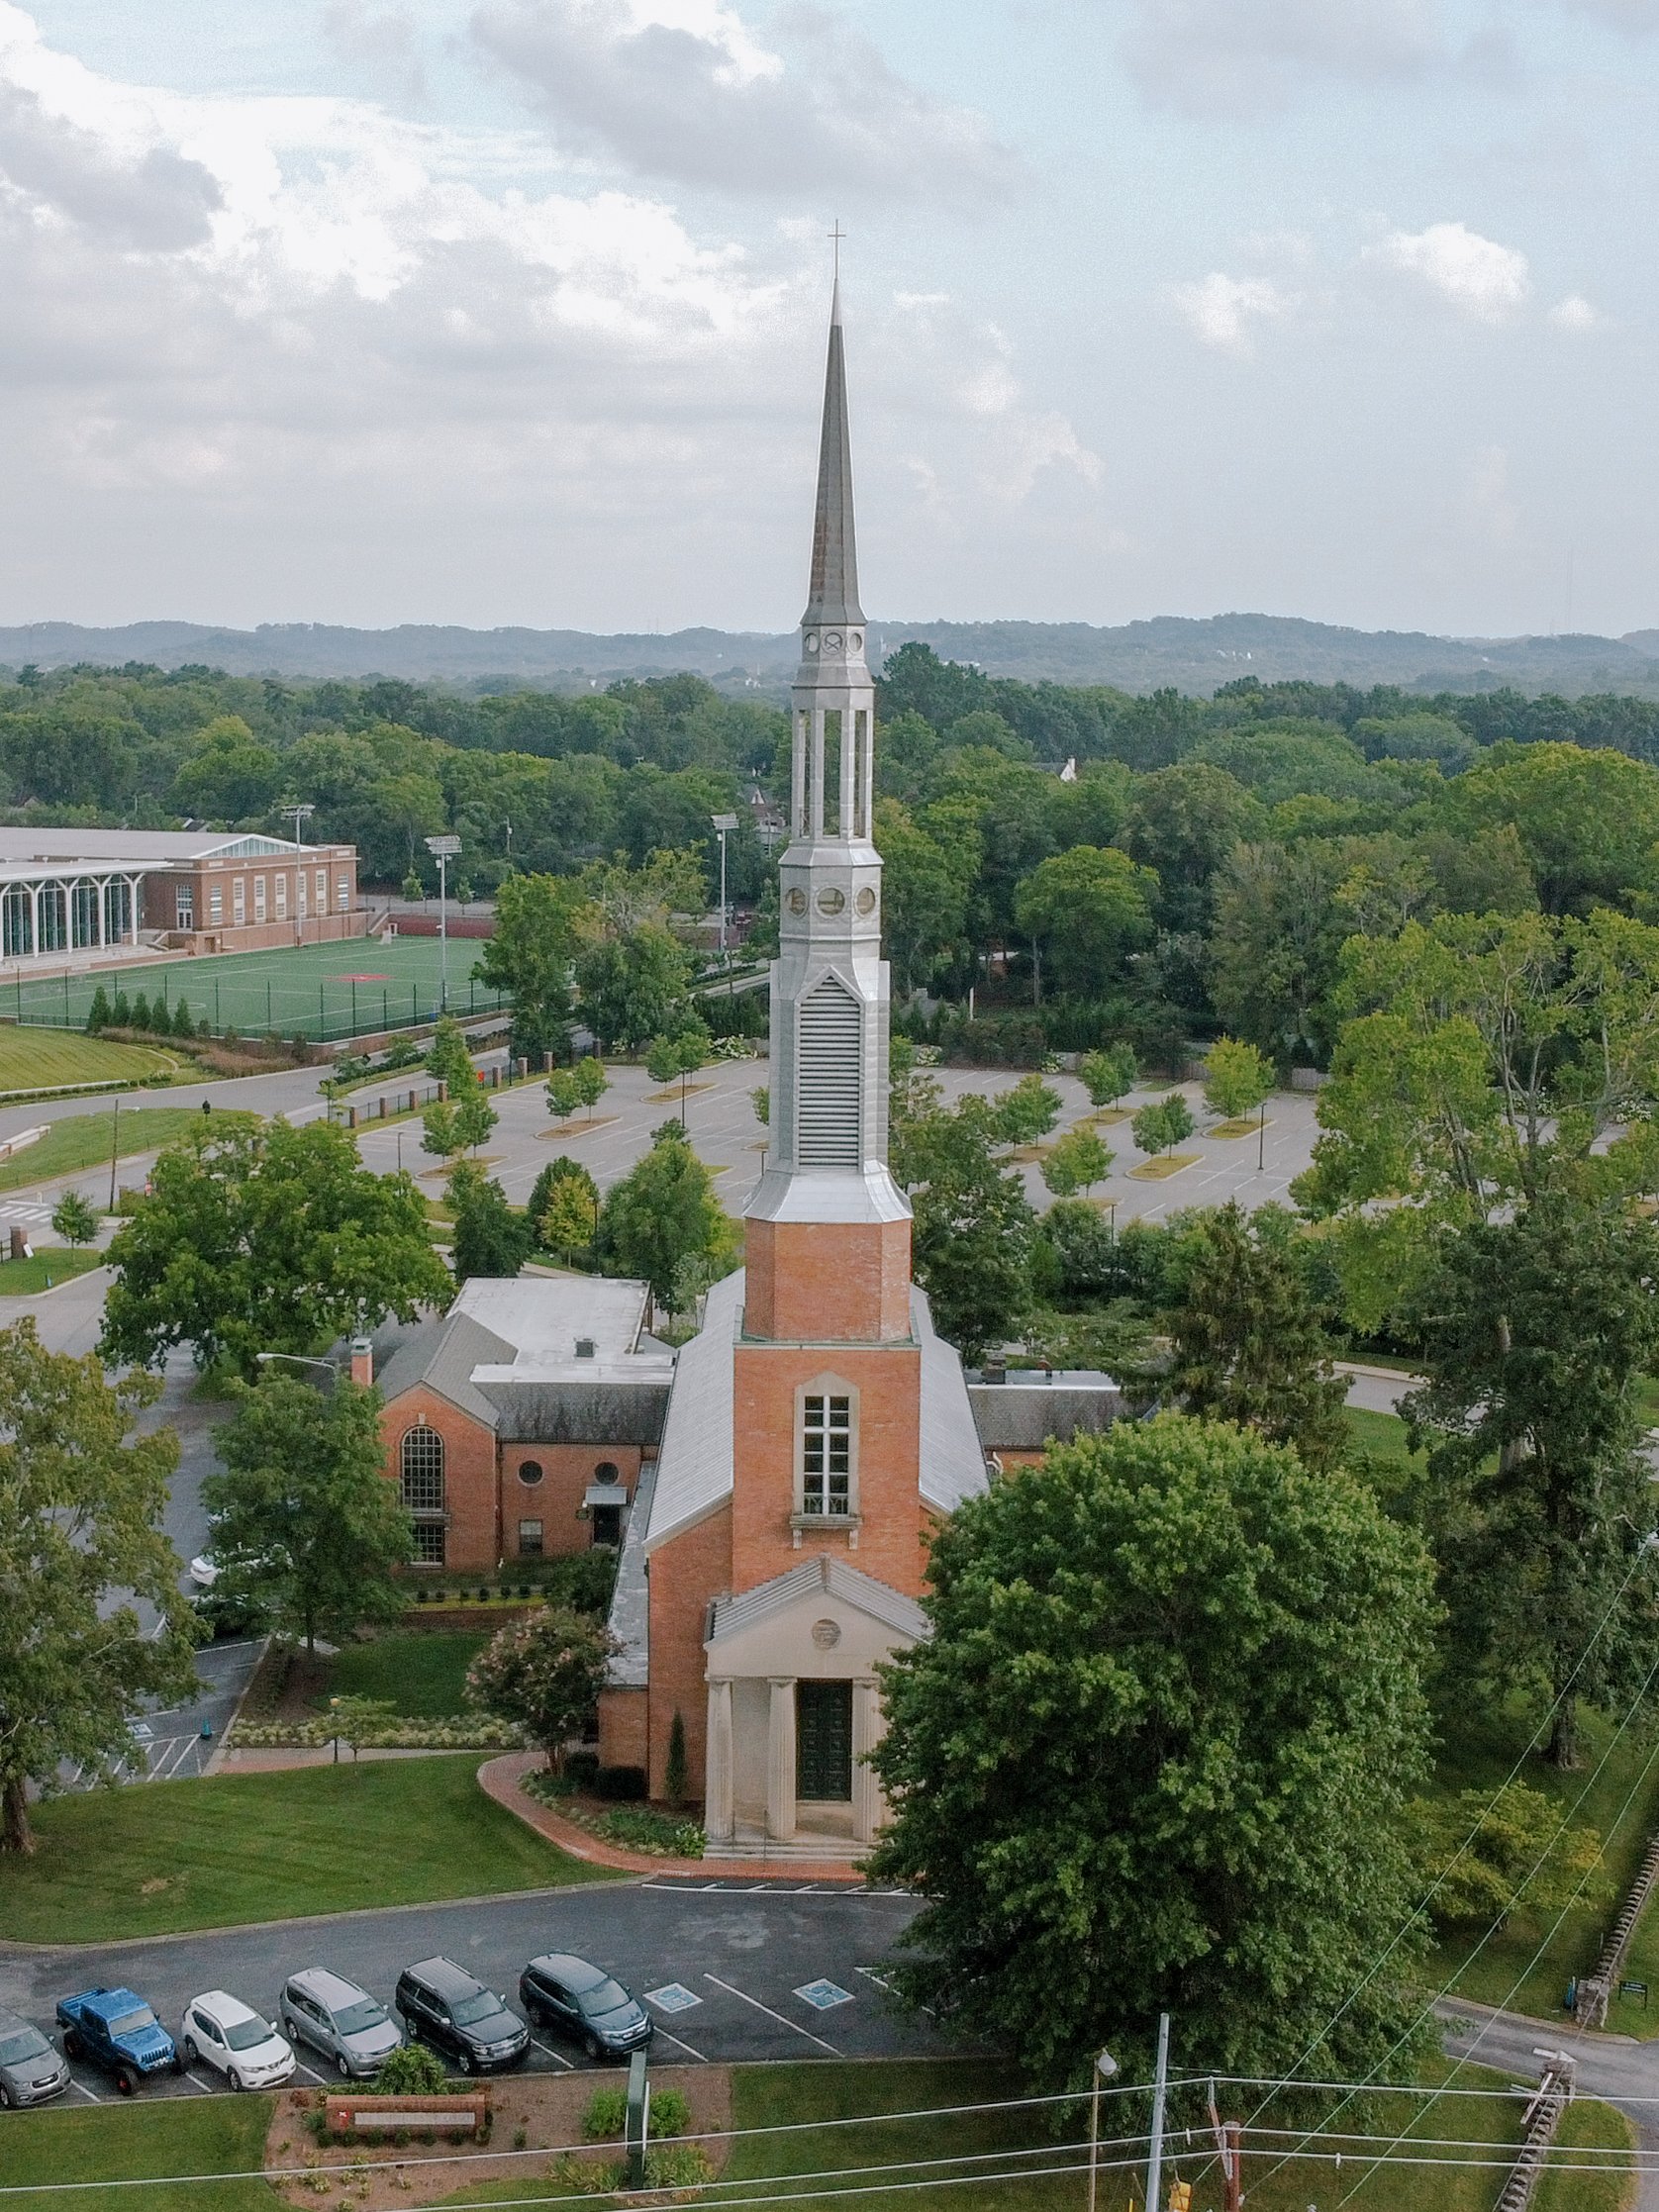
[0,1025,181,1098]
[1343,1406,1424,1468]
[322,1630,489,1717]
[9,935,500,1044]
[438,2056,1631,2212]
[0,1754,613,1943]
[0,2092,277,2212]
[0,1244,105,1294]
[0,1106,214,1195]
[1430,1692,1659,2020]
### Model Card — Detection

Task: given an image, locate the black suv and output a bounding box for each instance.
[519,1954,653,2061]
[393,1958,529,2074]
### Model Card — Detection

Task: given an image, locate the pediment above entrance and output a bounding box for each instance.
[706,1554,926,1678]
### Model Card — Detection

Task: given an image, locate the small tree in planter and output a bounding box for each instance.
[465,1606,618,1771]
[50,1192,99,1248]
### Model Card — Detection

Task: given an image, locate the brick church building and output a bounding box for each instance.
[362,286,1118,1861]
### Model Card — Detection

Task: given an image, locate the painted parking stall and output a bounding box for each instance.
[0,1882,943,2105]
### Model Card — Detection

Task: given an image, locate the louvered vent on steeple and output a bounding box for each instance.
[796,976,862,1166]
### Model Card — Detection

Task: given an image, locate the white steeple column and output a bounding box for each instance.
[746,279,910,1240]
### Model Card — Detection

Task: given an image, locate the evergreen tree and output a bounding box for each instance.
[85,986,111,1034]
[1167,1201,1349,1473]
[665,1709,688,1806]
[129,991,150,1033]
[171,995,197,1038]
[110,990,130,1028]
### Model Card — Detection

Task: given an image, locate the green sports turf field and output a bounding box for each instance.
[4,934,499,1042]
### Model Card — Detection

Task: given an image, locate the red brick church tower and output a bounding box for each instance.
[599,284,988,1855]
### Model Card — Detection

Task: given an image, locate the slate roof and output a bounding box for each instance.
[968,1372,1123,1454]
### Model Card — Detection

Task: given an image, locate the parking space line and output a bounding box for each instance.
[292,2062,327,2085]
[703,1974,840,2055]
[650,2026,709,2065]
[158,1735,200,1780]
[66,2078,101,2103]
[179,2071,215,2094]
[529,2036,575,2070]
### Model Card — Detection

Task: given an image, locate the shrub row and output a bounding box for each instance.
[229,1716,525,1750]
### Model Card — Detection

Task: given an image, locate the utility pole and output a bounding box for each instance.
[1087,2049,1118,2212]
[108,1094,120,1211]
[1145,2013,1170,2212]
[1257,1095,1266,1173]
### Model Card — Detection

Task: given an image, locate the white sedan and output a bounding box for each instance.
[181,1992,295,2090]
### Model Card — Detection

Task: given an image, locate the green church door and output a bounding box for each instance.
[797,1681,853,1801]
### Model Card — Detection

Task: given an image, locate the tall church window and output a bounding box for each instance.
[796,976,861,1166]
[401,1424,446,1564]
[799,1386,855,1517]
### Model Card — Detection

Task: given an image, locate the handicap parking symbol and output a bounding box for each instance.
[644,1983,702,2014]
[794,1979,855,2011]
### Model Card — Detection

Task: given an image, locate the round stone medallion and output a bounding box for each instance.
[812,1618,841,1650]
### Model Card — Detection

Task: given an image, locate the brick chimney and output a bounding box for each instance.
[350,1337,374,1389]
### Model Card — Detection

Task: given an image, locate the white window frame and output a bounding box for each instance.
[232,878,245,924]
[253,875,267,922]
[275,874,287,919]
[794,1375,859,1526]
[175,886,194,929]
[297,872,308,917]
[315,868,327,911]
[337,877,349,913]
[208,887,223,923]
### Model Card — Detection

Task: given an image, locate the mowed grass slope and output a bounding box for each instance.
[0,2094,277,2212]
[0,1756,613,1943]
[323,1631,488,1717]
[0,1026,179,1097]
[0,1106,213,1194]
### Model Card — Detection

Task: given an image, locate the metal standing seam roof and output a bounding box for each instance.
[606,1459,656,1689]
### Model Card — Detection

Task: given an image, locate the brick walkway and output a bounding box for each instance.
[477,1753,869,1883]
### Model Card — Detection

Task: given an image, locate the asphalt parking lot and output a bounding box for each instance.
[0,1880,941,2102]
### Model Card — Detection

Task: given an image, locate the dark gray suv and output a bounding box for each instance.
[278,1970,402,2079]
[394,1958,528,2075]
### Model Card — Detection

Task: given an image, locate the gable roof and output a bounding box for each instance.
[709,1554,927,1646]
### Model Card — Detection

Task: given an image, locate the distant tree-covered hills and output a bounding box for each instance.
[4,613,1659,698]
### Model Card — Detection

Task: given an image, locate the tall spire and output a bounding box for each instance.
[802,279,863,630]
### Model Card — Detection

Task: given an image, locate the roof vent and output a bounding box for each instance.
[575,1336,596,1360]
[982,1351,1007,1387]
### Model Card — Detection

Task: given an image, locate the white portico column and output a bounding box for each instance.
[27,886,39,958]
[705,1678,734,1843]
[852,1677,887,1846]
[766,1677,797,1842]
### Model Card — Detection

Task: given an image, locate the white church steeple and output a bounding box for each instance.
[745,280,909,1236]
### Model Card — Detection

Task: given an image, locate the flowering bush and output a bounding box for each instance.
[465,1605,618,1768]
[229,1716,525,1750]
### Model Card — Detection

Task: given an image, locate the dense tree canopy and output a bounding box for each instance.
[869,1415,1438,2080]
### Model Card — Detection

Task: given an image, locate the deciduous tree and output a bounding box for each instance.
[1013,843,1157,1000]
[868,1415,1437,2079]
[598,1124,732,1312]
[50,1192,98,1248]
[101,1118,449,1379]
[1203,1036,1273,1121]
[476,872,587,1060]
[465,1607,618,1771]
[892,1095,1034,1362]
[0,1324,197,1853]
[1040,1127,1112,1199]
[206,1371,411,1657]
[1077,1043,1137,1110]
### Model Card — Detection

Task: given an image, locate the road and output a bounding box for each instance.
[1442,2000,1659,2208]
[0,1880,941,2098]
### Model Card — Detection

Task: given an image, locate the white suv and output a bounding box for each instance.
[180,1992,294,2091]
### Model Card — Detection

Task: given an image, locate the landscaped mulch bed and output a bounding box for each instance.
[262,2067,730,2210]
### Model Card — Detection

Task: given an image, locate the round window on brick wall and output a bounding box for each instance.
[518,1461,544,1486]
[595,1462,621,1485]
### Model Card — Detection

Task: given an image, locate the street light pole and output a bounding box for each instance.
[1257,1096,1266,1174]
[426,834,461,1012]
[1145,2013,1171,2212]
[1087,2049,1118,2212]
[712,813,738,960]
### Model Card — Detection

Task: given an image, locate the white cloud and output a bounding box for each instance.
[1548,291,1604,330]
[468,0,1021,202]
[323,3,428,105]
[1121,0,1446,118]
[1365,220,1531,321]
[1170,270,1295,354]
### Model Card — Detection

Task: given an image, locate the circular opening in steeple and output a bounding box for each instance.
[817,887,846,916]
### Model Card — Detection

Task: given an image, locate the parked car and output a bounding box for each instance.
[394,1958,529,2074]
[0,2009,69,2108]
[278,1970,402,2079]
[54,1988,181,2096]
[180,1991,294,2091]
[518,1955,652,2061]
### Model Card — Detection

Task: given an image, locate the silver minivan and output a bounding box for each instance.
[0,2008,69,2108]
[277,1970,401,2078]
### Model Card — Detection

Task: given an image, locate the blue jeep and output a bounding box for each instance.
[55,1988,181,2095]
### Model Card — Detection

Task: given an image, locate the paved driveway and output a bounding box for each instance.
[0,1880,940,2101]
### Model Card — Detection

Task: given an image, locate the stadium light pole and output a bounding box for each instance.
[712,814,738,958]
[426,834,462,1011]
[284,805,314,941]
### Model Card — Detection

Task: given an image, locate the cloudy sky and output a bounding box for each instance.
[0,0,1653,637]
